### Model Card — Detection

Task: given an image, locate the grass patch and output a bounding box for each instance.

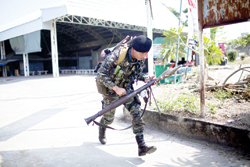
[151,90,200,115]
[212,88,234,100]
[207,102,217,114]
[228,56,250,65]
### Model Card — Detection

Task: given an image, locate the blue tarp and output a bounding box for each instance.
[0,59,19,66]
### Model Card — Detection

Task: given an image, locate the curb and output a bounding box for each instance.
[123,109,250,151]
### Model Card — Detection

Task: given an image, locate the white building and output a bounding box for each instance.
[0,0,178,77]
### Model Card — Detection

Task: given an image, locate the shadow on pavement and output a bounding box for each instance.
[0,108,66,142]
[0,142,145,167]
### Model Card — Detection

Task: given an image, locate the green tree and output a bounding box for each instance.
[202,36,224,65]
[164,6,188,27]
[158,26,187,63]
[226,33,250,56]
[166,6,180,18]
[160,26,224,65]
[193,35,224,65]
[210,26,226,42]
[226,50,238,62]
[181,8,188,27]
[210,27,218,41]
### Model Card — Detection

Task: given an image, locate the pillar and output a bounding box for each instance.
[50,20,59,77]
[0,42,7,77]
[23,53,30,77]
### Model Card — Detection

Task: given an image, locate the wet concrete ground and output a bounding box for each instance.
[0,74,249,167]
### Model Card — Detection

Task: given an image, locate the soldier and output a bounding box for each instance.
[96,35,157,156]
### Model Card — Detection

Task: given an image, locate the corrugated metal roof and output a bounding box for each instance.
[0,0,178,41]
[0,0,62,31]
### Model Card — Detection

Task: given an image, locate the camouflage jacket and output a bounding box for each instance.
[96,47,146,92]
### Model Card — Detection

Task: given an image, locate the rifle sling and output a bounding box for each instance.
[93,86,161,131]
[93,96,148,131]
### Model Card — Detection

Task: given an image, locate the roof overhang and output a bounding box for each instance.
[0,0,178,42]
[0,18,52,42]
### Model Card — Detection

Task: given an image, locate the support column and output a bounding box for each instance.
[146,0,153,76]
[23,53,30,77]
[50,20,59,77]
[76,51,79,69]
[198,0,205,118]
[0,42,7,77]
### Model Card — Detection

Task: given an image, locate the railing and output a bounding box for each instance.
[60,69,95,75]
[29,71,48,75]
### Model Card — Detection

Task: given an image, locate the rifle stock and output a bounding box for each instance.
[84,65,181,125]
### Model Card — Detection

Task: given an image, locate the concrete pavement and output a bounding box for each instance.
[0,75,249,167]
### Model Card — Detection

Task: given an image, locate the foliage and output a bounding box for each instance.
[152,91,200,114]
[160,26,224,65]
[240,54,246,61]
[203,36,224,65]
[207,102,217,114]
[210,28,217,41]
[227,55,250,65]
[177,92,200,114]
[212,89,233,100]
[226,49,238,62]
[210,26,225,42]
[226,33,250,55]
[194,35,224,65]
[166,6,180,18]
[212,88,234,106]
[227,33,250,48]
[181,8,188,27]
[165,6,188,27]
[158,26,187,63]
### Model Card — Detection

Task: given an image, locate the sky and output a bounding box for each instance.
[156,0,250,41]
[223,22,250,40]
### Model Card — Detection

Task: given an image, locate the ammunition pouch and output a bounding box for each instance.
[96,80,108,95]
[96,80,116,96]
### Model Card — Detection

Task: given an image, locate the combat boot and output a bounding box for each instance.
[135,135,157,156]
[99,120,106,145]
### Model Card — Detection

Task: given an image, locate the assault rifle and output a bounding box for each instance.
[85,65,181,125]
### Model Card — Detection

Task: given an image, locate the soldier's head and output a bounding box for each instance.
[131,35,152,61]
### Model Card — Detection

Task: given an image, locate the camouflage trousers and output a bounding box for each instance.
[100,94,145,136]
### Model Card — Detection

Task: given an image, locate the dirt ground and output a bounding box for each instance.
[148,64,250,131]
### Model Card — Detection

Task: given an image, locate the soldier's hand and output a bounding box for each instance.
[112,86,126,96]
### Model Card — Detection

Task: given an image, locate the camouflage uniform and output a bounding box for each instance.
[96,46,147,136]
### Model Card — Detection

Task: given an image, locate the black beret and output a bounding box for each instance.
[132,35,152,52]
